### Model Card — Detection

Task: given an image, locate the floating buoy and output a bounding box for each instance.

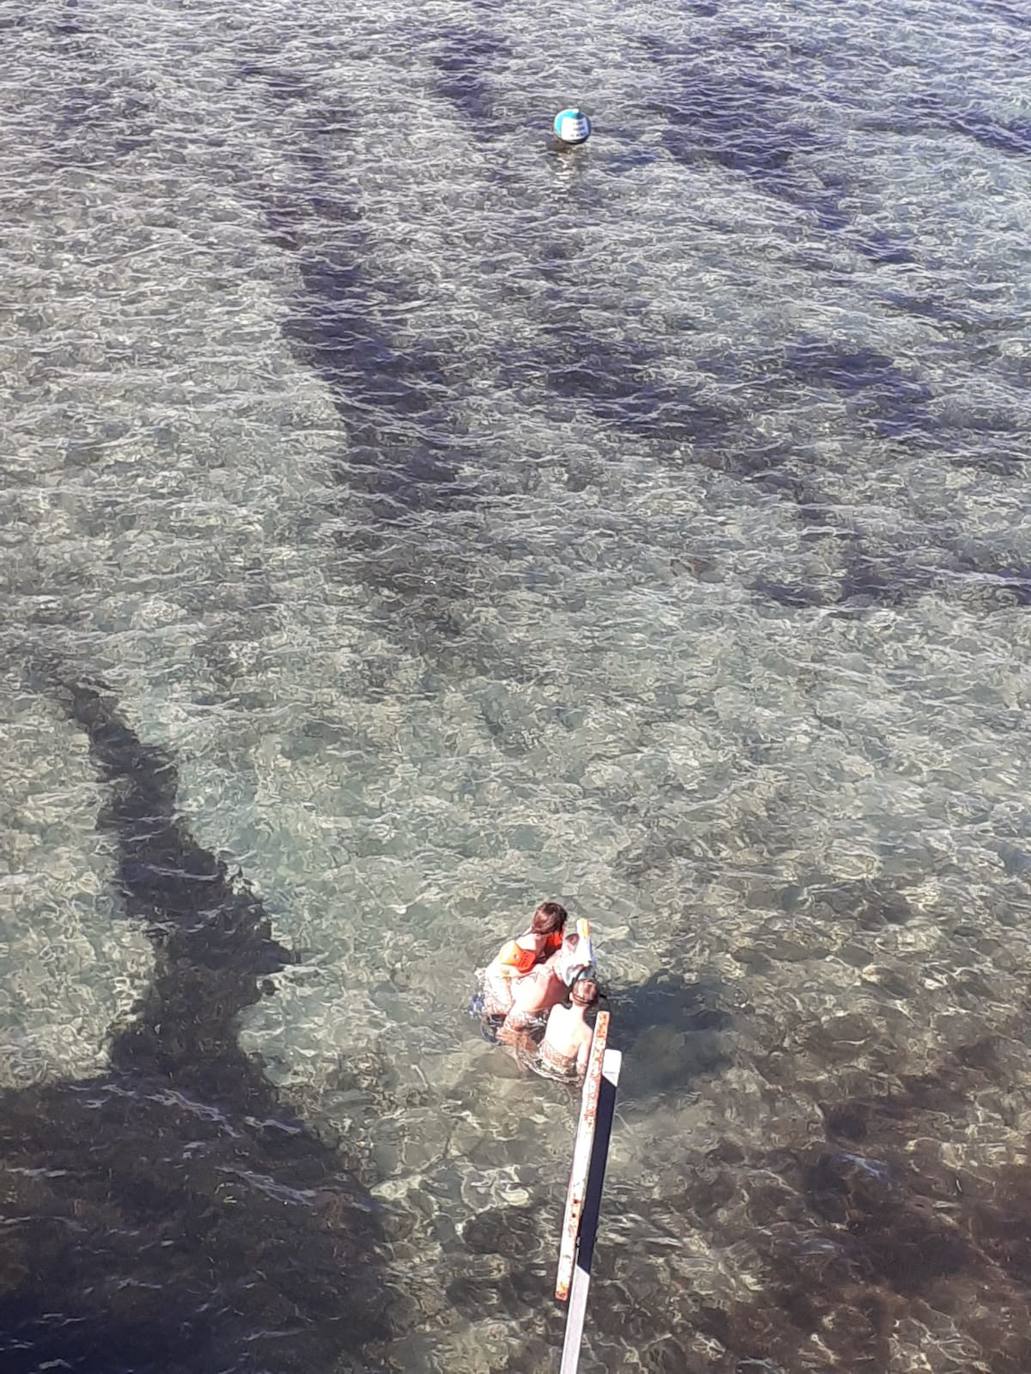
[553,107,592,145]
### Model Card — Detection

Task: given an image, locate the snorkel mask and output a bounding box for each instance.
[556,918,595,987]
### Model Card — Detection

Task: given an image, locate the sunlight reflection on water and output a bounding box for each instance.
[1,0,1030,1367]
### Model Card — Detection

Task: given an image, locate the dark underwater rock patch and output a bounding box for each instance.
[246,87,487,643]
[431,26,512,127]
[908,93,1031,158]
[782,341,933,441]
[505,327,734,451]
[649,54,851,232]
[0,680,388,1373]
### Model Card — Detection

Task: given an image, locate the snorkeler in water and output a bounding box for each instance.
[480,901,568,1020]
[535,977,599,1081]
[497,919,595,1045]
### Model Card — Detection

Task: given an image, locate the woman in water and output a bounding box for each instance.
[497,921,595,1044]
[480,901,568,1020]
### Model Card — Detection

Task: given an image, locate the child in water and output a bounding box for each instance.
[535,977,599,1080]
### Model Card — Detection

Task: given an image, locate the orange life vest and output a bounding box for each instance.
[493,928,563,978]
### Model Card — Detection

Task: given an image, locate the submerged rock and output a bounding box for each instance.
[0,681,388,1373]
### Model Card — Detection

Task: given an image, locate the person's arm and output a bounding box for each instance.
[500,976,556,1044]
[498,1010,528,1043]
[496,939,537,976]
[499,1007,540,1047]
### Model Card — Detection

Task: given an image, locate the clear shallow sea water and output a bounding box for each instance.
[1,0,1030,1369]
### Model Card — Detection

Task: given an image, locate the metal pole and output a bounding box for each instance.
[558,1046,621,1374]
[556,1011,610,1302]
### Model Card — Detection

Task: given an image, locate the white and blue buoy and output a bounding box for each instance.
[553,107,592,145]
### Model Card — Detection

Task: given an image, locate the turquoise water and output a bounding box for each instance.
[1,0,1030,1369]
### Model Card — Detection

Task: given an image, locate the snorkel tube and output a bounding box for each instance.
[557,918,595,987]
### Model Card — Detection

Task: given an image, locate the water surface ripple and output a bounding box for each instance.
[1,0,1030,1370]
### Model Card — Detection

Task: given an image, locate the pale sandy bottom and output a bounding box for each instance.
[1,0,1030,1368]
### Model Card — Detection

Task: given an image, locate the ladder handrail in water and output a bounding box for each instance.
[555,1010,622,1373]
